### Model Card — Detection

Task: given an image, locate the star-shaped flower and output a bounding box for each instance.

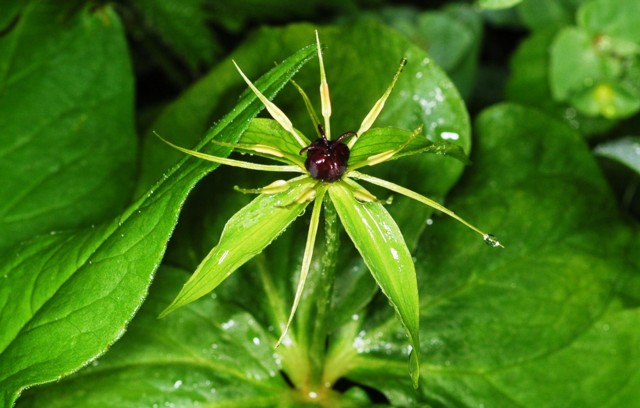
[158,32,501,387]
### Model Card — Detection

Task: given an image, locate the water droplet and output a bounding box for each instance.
[173,380,183,389]
[252,337,261,345]
[221,319,236,330]
[415,72,423,79]
[308,391,318,399]
[440,131,459,141]
[483,234,502,248]
[351,314,359,321]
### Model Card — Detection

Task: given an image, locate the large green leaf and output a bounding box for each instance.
[345,104,640,406]
[506,29,616,136]
[18,267,299,407]
[0,42,316,406]
[0,2,136,252]
[578,0,640,44]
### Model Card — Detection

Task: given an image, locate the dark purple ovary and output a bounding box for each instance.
[300,128,356,182]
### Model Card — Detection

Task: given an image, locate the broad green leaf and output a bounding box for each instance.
[18,267,299,407]
[361,5,482,99]
[595,136,640,176]
[516,0,581,30]
[160,176,315,317]
[127,0,222,71]
[506,29,616,136]
[477,0,522,10]
[550,27,621,101]
[345,104,640,406]
[0,2,136,252]
[578,0,640,44]
[571,80,640,119]
[0,44,316,406]
[329,181,420,388]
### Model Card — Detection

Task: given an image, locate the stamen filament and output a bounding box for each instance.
[316,30,332,140]
[291,79,322,138]
[350,58,407,149]
[233,60,308,148]
[349,171,502,246]
[156,133,304,173]
[276,187,327,347]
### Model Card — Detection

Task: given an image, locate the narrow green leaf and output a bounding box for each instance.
[328,181,420,388]
[238,118,308,167]
[348,127,470,171]
[160,176,315,317]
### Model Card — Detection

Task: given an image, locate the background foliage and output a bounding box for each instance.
[1,0,639,406]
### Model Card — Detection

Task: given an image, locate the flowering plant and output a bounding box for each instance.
[158,32,500,387]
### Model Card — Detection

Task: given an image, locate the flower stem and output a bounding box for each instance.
[309,195,340,388]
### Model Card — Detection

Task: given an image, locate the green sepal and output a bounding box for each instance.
[160,176,315,317]
[328,181,420,388]
[236,118,309,167]
[348,127,470,171]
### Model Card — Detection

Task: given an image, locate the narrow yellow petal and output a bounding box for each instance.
[155,132,303,173]
[349,170,503,247]
[233,60,307,147]
[350,58,407,148]
[276,187,327,347]
[316,31,332,139]
[234,179,291,195]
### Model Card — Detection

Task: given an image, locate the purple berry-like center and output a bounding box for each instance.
[300,126,356,182]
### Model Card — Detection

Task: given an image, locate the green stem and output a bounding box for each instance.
[309,195,340,388]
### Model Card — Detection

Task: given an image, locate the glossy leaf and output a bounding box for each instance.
[18,267,300,407]
[571,81,640,119]
[0,42,316,406]
[595,136,640,176]
[516,0,579,30]
[329,181,420,388]
[345,104,640,406]
[550,27,619,101]
[0,2,136,252]
[127,0,221,70]
[578,0,640,44]
[506,29,617,136]
[160,176,315,317]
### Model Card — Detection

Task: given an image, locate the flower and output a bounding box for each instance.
[157,31,501,387]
